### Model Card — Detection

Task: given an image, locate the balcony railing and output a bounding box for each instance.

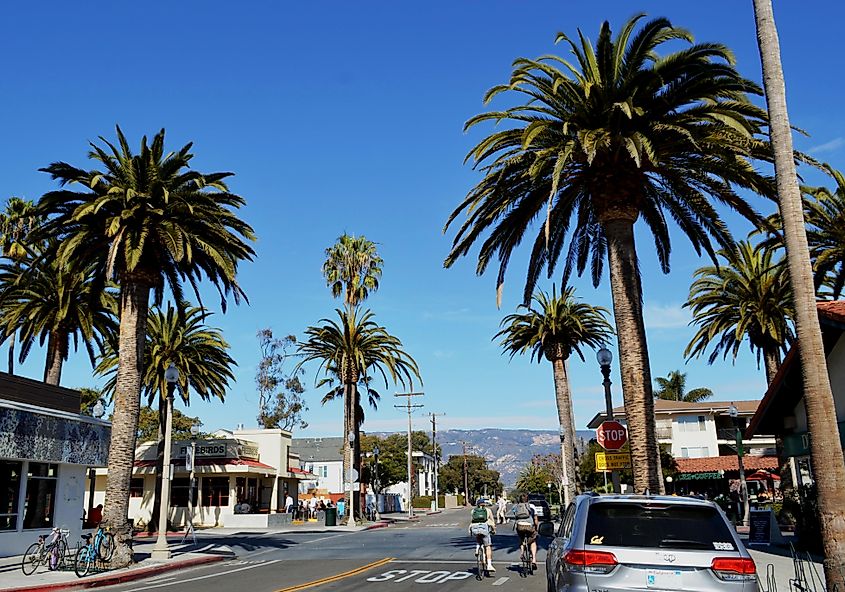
[656,428,673,440]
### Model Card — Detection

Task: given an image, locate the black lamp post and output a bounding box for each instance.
[728,403,750,526]
[596,347,621,494]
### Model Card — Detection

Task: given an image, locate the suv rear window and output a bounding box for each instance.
[585,503,735,550]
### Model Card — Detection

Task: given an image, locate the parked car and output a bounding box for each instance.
[541,493,758,592]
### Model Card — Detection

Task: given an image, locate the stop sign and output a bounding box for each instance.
[596,420,628,451]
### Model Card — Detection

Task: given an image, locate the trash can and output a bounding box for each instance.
[325,507,337,527]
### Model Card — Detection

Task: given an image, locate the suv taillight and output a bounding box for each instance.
[711,557,757,581]
[564,550,618,574]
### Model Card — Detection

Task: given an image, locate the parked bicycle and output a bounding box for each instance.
[73,525,115,577]
[21,528,70,575]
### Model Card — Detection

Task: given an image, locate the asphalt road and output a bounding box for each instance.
[102,509,550,592]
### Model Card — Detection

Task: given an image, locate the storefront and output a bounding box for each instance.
[0,375,109,557]
[87,427,309,529]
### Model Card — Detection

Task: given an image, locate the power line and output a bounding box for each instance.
[394,392,424,518]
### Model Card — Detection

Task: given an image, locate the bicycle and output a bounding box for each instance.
[21,528,70,575]
[519,534,533,577]
[474,534,489,580]
[74,525,115,577]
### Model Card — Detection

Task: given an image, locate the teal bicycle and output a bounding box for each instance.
[73,526,114,577]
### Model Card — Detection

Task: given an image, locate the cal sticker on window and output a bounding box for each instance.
[713,542,734,551]
[590,535,604,545]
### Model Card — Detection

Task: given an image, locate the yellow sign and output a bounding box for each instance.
[595,452,631,471]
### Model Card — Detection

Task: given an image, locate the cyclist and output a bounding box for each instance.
[513,493,538,570]
[468,498,496,573]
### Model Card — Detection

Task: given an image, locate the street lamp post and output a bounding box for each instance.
[183,423,199,545]
[152,364,179,560]
[347,431,356,528]
[665,475,673,495]
[373,445,380,521]
[728,403,750,526]
[596,347,622,494]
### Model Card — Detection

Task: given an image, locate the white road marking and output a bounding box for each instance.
[492,577,509,586]
[390,560,512,564]
[128,559,280,591]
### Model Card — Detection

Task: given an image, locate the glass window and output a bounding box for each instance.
[170,478,190,507]
[678,416,706,433]
[202,477,230,507]
[0,461,22,531]
[680,447,710,458]
[23,463,58,530]
[130,478,144,498]
[585,502,735,549]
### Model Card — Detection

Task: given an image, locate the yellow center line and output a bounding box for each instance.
[274,557,394,592]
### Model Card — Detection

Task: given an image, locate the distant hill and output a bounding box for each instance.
[375,428,596,490]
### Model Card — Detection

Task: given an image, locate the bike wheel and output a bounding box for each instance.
[21,543,42,576]
[97,532,115,562]
[54,539,69,570]
[48,544,60,570]
[476,547,485,580]
[74,546,93,578]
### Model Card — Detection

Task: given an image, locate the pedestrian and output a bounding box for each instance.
[495,497,507,524]
[337,498,345,518]
[285,493,294,514]
[308,494,318,518]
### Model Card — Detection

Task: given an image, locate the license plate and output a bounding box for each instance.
[646,568,682,589]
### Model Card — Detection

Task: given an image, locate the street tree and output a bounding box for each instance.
[752,1,845,583]
[654,371,713,403]
[255,329,307,431]
[496,285,611,504]
[360,432,441,493]
[37,127,255,563]
[445,15,777,494]
[439,454,502,501]
[685,241,794,384]
[515,462,554,497]
[79,387,109,416]
[136,406,202,443]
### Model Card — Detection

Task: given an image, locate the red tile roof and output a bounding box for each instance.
[675,455,779,474]
[817,300,845,324]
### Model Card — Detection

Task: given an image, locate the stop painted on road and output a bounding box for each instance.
[366,569,474,584]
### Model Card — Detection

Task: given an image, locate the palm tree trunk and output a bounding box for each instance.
[763,349,780,385]
[603,218,663,494]
[753,2,845,586]
[102,278,151,567]
[148,395,166,533]
[342,383,353,522]
[43,330,66,385]
[551,357,576,505]
[7,331,15,375]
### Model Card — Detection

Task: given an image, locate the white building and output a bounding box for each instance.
[292,437,345,495]
[383,450,438,500]
[0,374,109,557]
[86,427,310,529]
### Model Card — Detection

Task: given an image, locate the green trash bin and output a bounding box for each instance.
[325,507,337,526]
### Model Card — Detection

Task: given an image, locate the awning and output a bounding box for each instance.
[133,458,278,476]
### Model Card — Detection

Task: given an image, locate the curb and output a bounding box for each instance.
[6,554,226,592]
[364,521,390,530]
[133,531,186,538]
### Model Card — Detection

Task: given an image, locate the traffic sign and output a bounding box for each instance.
[596,420,628,450]
[346,468,359,483]
[595,452,631,471]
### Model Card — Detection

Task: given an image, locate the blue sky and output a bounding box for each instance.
[1,1,843,438]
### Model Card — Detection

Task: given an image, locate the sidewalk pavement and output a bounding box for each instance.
[0,541,231,592]
[742,538,826,592]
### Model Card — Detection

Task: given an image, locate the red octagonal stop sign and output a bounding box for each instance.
[596,420,628,451]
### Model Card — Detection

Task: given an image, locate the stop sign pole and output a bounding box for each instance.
[597,347,622,494]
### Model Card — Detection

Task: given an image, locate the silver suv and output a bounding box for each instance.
[541,494,757,592]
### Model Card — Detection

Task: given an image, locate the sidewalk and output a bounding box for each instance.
[742,538,826,592]
[0,540,231,592]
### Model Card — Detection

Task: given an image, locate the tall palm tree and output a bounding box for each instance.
[802,164,845,298]
[321,233,383,509]
[322,234,383,309]
[297,307,420,518]
[0,197,42,374]
[444,15,775,493]
[752,1,845,583]
[653,370,713,403]
[37,127,255,563]
[495,286,612,504]
[684,241,794,384]
[96,302,235,532]
[0,244,117,385]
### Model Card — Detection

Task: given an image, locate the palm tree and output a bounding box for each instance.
[684,241,794,384]
[653,370,713,403]
[496,286,612,504]
[322,234,383,309]
[801,164,845,298]
[96,302,235,532]
[321,233,383,511]
[444,15,775,493]
[0,244,117,385]
[0,197,42,374]
[297,307,420,519]
[37,127,255,564]
[752,1,845,582]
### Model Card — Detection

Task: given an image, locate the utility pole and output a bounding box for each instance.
[429,413,445,511]
[460,440,470,506]
[395,392,424,518]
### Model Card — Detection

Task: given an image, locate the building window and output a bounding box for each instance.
[202,477,230,507]
[0,461,22,531]
[23,463,58,530]
[170,478,194,507]
[130,478,144,498]
[319,465,328,478]
[678,416,706,433]
[680,447,710,458]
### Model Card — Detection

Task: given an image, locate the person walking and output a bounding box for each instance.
[285,494,294,514]
[495,497,507,524]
